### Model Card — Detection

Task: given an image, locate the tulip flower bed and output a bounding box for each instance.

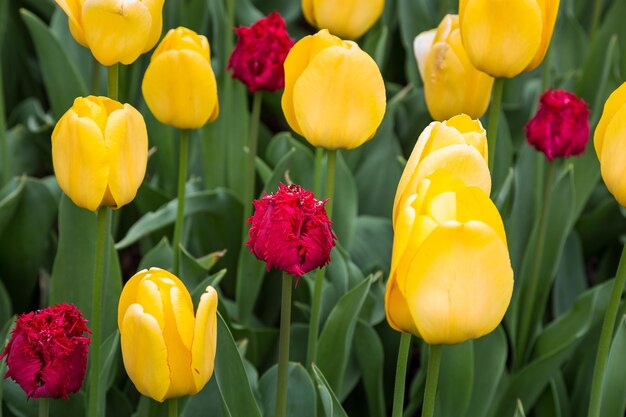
[1,0,626,416]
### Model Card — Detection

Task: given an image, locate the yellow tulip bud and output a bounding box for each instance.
[414,15,494,121]
[51,96,148,212]
[142,27,220,129]
[594,81,626,206]
[54,0,163,66]
[385,170,513,344]
[281,29,386,150]
[392,114,490,225]
[117,268,218,402]
[459,0,559,78]
[302,0,384,39]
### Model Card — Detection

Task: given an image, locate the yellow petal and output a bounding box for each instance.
[55,0,87,45]
[104,104,148,208]
[413,28,436,80]
[121,304,171,402]
[384,273,420,336]
[118,268,152,330]
[191,286,218,392]
[142,50,218,129]
[302,0,316,27]
[525,0,560,71]
[461,0,542,78]
[600,104,626,207]
[594,81,626,158]
[142,0,164,52]
[51,108,109,212]
[82,0,152,65]
[403,221,513,344]
[292,43,386,149]
[310,0,384,39]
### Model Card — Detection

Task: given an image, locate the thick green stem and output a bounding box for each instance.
[590,0,603,38]
[588,243,626,417]
[87,207,111,417]
[173,129,190,275]
[305,149,337,368]
[487,78,504,175]
[242,92,262,229]
[391,333,412,417]
[39,398,49,417]
[313,147,324,196]
[515,160,557,367]
[107,64,119,101]
[275,272,293,417]
[168,398,178,417]
[421,345,442,417]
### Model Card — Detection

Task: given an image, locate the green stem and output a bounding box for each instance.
[168,398,178,417]
[391,333,412,417]
[587,243,626,417]
[173,129,190,275]
[0,62,7,186]
[39,398,49,417]
[541,46,552,91]
[107,64,119,101]
[515,160,557,367]
[87,207,111,417]
[313,147,324,196]
[325,150,337,221]
[421,345,442,417]
[590,0,603,38]
[242,92,262,230]
[275,272,293,417]
[487,78,504,175]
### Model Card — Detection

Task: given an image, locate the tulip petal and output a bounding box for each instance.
[292,44,386,149]
[403,221,513,344]
[526,0,560,71]
[600,104,626,206]
[191,286,218,392]
[302,0,316,27]
[121,304,170,402]
[311,0,384,39]
[142,50,218,129]
[413,29,436,80]
[594,82,626,158]
[384,273,420,336]
[117,268,152,330]
[51,110,109,211]
[104,104,148,208]
[55,0,87,45]
[82,0,152,65]
[461,0,542,77]
[141,0,164,52]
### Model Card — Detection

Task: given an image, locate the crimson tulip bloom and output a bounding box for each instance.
[1,304,90,399]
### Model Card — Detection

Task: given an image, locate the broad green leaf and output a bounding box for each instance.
[134,396,168,417]
[312,364,349,417]
[435,341,474,417]
[258,363,316,417]
[317,275,372,396]
[190,269,226,305]
[0,279,11,325]
[599,316,626,417]
[552,232,588,316]
[349,216,393,277]
[263,132,315,191]
[235,247,266,325]
[20,9,87,119]
[138,238,173,271]
[354,321,386,417]
[181,378,225,417]
[214,313,262,417]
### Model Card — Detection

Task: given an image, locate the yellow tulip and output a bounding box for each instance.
[594,81,626,206]
[282,29,386,150]
[51,96,148,212]
[414,15,494,121]
[142,27,219,129]
[117,268,218,402]
[302,0,384,39]
[459,0,559,78]
[385,170,513,344]
[53,0,163,66]
[392,114,490,224]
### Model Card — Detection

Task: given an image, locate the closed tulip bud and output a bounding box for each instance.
[595,81,626,206]
[393,114,490,225]
[459,0,559,78]
[51,96,148,212]
[385,170,513,344]
[526,89,590,160]
[118,268,218,402]
[142,27,219,129]
[247,183,336,279]
[1,304,90,399]
[302,0,384,39]
[414,15,494,121]
[282,29,386,150]
[54,0,163,66]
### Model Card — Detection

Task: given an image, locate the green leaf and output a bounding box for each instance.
[0,279,11,326]
[317,275,372,397]
[349,216,393,277]
[312,364,349,417]
[181,378,225,417]
[20,9,87,119]
[235,247,266,324]
[599,316,626,417]
[435,341,474,417]
[258,363,316,417]
[138,238,173,271]
[552,232,588,317]
[214,313,262,417]
[190,269,227,305]
[354,321,386,417]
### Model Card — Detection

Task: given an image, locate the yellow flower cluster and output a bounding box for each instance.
[385,115,514,344]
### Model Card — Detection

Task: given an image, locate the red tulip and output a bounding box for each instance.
[228,12,294,92]
[526,89,590,160]
[1,304,91,399]
[247,183,335,279]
